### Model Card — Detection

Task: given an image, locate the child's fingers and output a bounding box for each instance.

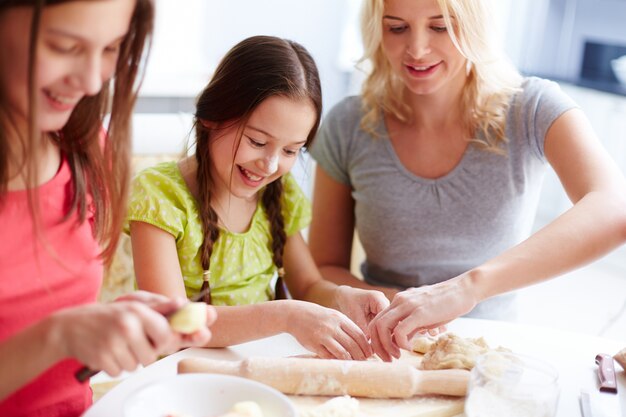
[321,338,352,361]
[368,314,401,362]
[180,328,212,347]
[368,323,392,362]
[339,321,372,359]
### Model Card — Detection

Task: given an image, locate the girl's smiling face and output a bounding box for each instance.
[208,95,316,201]
[381,0,467,96]
[0,0,135,135]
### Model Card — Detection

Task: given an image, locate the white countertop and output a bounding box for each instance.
[83,318,626,417]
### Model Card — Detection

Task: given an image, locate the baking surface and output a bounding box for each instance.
[84,319,626,417]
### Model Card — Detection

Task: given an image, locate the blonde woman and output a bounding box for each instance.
[308,0,626,361]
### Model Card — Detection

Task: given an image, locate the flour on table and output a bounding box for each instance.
[465,385,554,417]
[295,374,346,396]
[299,396,359,417]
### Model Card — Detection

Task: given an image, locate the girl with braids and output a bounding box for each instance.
[0,1,214,415]
[308,0,626,362]
[127,35,389,360]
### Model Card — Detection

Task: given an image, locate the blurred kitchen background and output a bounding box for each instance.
[119,0,626,339]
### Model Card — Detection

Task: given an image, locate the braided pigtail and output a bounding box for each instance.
[195,128,221,304]
[262,180,289,299]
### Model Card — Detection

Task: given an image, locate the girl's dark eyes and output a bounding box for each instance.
[49,43,79,54]
[104,45,120,54]
[47,42,120,55]
[104,40,123,54]
[431,26,447,33]
[247,137,265,148]
[246,136,301,156]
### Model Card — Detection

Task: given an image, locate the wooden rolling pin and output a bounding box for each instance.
[178,357,469,398]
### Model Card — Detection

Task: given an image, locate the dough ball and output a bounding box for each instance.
[168,302,207,334]
[230,401,263,417]
[421,333,492,370]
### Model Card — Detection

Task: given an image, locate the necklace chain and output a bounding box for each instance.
[212,199,234,232]
[211,197,256,233]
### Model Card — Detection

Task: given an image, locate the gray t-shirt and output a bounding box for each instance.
[310,77,577,319]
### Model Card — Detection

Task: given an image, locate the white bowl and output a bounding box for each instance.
[611,55,626,86]
[123,374,297,417]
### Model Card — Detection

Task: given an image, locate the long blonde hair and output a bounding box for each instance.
[359,0,522,152]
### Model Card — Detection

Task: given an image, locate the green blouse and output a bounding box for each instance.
[125,161,311,306]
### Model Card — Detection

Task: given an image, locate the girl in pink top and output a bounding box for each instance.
[0,1,215,416]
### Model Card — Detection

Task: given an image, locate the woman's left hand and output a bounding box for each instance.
[334,286,390,335]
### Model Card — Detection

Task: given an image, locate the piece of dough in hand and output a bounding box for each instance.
[168,302,207,334]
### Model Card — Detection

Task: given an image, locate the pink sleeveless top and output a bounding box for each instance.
[0,157,102,417]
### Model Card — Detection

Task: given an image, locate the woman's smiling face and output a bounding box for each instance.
[0,0,135,135]
[381,0,467,96]
[208,95,316,201]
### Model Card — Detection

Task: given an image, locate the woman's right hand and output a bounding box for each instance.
[368,275,476,361]
[50,293,214,377]
[284,300,372,360]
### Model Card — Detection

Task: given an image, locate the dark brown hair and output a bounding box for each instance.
[0,0,154,265]
[194,35,322,298]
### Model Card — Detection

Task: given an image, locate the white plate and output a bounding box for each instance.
[123,373,297,417]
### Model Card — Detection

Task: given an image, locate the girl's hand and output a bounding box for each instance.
[51,293,215,377]
[368,276,476,362]
[334,286,389,335]
[116,291,217,346]
[285,300,372,360]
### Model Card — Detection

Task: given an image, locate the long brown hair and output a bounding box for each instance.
[0,0,154,265]
[193,35,322,294]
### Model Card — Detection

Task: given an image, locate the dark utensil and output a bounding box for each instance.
[596,353,618,393]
